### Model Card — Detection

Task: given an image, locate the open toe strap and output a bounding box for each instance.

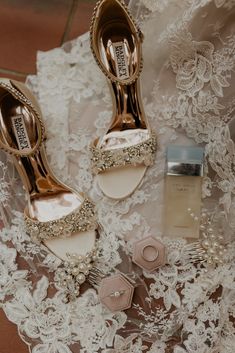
[24,198,97,242]
[91,133,157,174]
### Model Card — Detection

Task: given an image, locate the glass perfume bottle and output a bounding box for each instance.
[164,145,204,239]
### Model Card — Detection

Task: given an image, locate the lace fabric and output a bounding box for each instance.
[0,0,235,352]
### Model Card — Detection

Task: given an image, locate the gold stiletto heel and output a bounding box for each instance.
[0,78,100,300]
[90,0,157,199]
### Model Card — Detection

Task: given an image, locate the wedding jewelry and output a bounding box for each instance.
[132,236,166,272]
[98,273,134,312]
[109,290,125,298]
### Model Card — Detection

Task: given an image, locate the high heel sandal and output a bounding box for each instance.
[90,0,157,200]
[0,79,100,300]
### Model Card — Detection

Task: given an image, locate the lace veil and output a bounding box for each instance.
[0,0,235,352]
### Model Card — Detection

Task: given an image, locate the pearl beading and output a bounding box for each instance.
[185,211,228,266]
[54,243,104,302]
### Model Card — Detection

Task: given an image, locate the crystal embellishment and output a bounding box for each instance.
[90,134,157,174]
[24,198,97,242]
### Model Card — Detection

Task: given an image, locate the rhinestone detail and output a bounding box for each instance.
[91,134,157,174]
[24,198,97,242]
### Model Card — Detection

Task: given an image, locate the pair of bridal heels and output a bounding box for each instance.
[0,0,157,299]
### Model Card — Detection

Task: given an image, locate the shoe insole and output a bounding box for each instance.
[98,165,147,200]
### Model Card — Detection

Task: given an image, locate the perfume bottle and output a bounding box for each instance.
[164,145,204,239]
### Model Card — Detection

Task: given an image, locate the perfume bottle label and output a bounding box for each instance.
[12,115,31,150]
[171,181,196,193]
[164,176,202,239]
[113,41,130,80]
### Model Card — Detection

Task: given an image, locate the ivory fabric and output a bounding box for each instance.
[0,0,235,352]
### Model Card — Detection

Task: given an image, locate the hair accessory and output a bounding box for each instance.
[184,210,228,266]
[54,243,105,302]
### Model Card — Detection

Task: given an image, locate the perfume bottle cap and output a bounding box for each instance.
[166,145,204,176]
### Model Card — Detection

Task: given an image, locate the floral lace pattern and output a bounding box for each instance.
[0,1,235,352]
